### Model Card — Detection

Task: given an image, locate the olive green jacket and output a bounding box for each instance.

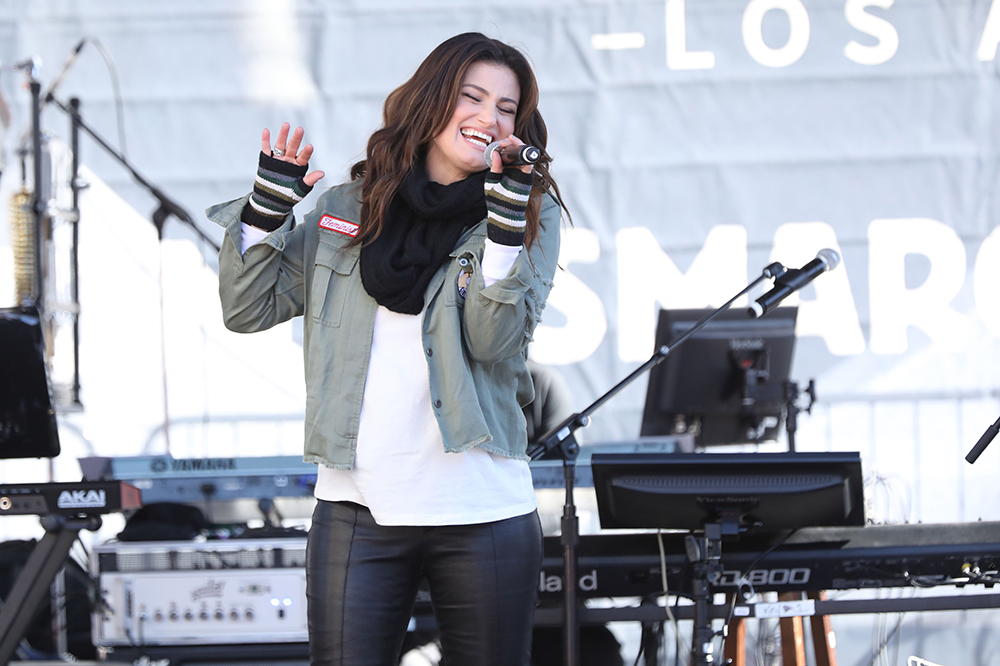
[207,179,560,469]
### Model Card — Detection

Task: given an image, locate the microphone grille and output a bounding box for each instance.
[817,248,841,270]
[9,189,36,303]
[483,141,501,168]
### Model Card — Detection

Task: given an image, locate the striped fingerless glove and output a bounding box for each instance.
[241,151,314,232]
[484,168,534,247]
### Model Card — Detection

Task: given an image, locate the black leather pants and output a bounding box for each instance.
[306,500,543,666]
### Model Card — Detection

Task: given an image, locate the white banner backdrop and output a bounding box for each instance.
[2,2,1000,661]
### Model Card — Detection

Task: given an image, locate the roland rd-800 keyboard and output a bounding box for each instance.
[540,520,1000,600]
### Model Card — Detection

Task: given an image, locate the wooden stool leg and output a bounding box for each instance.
[807,590,838,666]
[723,592,746,666]
[778,592,807,666]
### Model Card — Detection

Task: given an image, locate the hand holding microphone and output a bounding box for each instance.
[482,135,536,247]
[483,137,540,171]
[749,248,841,318]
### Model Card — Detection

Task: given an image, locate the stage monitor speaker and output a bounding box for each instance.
[0,306,60,459]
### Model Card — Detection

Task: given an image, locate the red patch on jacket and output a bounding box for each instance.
[319,215,359,237]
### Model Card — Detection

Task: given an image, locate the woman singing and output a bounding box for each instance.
[208,33,567,666]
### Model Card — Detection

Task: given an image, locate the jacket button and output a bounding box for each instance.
[458,257,470,267]
[434,399,442,408]
[426,348,433,357]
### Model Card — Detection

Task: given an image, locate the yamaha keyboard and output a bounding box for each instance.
[0,481,141,517]
[539,520,1000,601]
[78,438,692,503]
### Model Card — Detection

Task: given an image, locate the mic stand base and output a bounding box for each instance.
[560,456,580,666]
[686,520,729,665]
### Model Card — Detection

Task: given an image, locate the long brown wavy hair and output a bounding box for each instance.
[349,32,567,249]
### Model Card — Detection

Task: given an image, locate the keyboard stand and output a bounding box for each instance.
[0,514,101,663]
[723,590,838,666]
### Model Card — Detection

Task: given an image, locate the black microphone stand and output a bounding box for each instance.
[528,261,786,666]
[44,94,219,251]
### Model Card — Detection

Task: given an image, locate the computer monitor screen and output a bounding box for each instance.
[591,451,866,531]
[640,307,798,446]
[0,307,61,459]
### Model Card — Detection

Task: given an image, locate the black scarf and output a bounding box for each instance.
[360,164,487,314]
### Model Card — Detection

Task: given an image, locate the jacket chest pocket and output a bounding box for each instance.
[312,240,359,328]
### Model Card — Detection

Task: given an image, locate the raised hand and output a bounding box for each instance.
[263,122,325,187]
[244,123,325,231]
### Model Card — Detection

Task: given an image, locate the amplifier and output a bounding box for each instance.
[93,538,308,647]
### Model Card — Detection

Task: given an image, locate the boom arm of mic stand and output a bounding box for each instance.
[526,262,782,666]
[45,95,220,252]
[966,415,1000,464]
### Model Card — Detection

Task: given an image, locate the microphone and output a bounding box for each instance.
[1,56,41,76]
[483,141,541,168]
[42,38,86,104]
[966,416,1000,464]
[748,248,841,319]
